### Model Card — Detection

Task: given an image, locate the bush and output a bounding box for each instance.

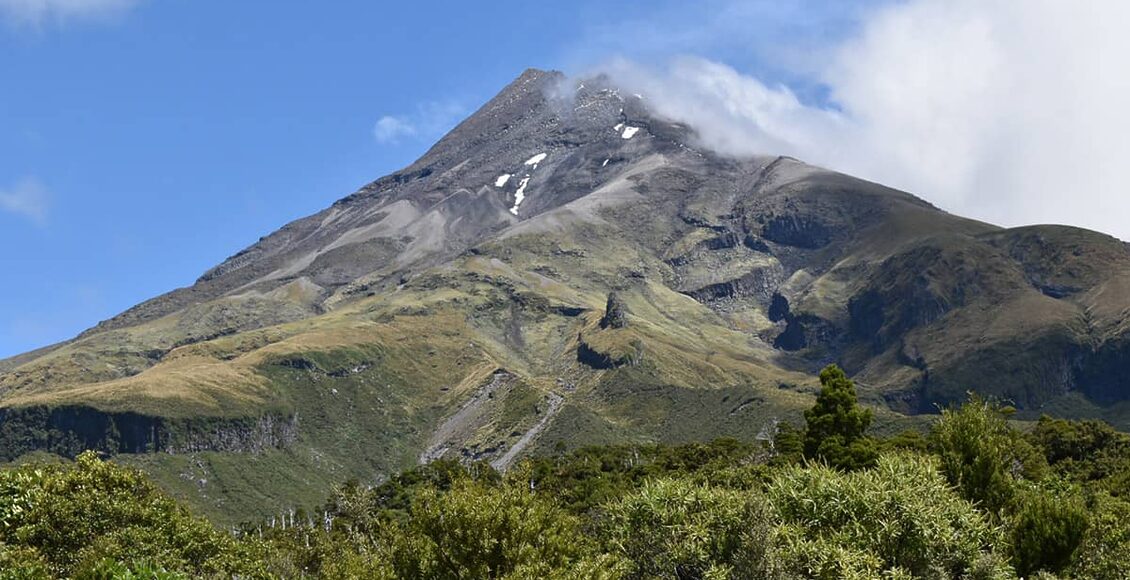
[1029,416,1130,494]
[0,451,263,578]
[524,439,762,515]
[1007,482,1089,577]
[601,478,780,579]
[395,477,618,578]
[929,397,1045,515]
[770,422,804,465]
[1068,492,1130,579]
[768,453,1011,578]
[0,543,49,580]
[73,559,189,580]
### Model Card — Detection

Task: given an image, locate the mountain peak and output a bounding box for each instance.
[517,66,563,81]
[7,66,1130,524]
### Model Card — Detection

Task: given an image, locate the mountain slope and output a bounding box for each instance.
[3,68,1129,521]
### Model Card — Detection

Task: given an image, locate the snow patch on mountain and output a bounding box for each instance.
[510,177,531,215]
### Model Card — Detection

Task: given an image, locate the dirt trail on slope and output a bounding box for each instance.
[419,371,511,464]
[491,391,564,471]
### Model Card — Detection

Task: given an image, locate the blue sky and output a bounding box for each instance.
[3,0,1127,358]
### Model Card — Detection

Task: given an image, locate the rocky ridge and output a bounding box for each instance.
[3,68,1130,521]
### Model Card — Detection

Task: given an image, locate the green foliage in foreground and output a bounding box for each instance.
[9,386,1130,577]
[929,397,1047,515]
[768,454,1006,578]
[248,394,1130,579]
[0,451,266,579]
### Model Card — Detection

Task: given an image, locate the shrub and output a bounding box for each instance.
[0,543,49,580]
[397,477,618,578]
[1007,482,1089,577]
[0,451,263,578]
[601,478,780,579]
[929,396,1045,515]
[1028,416,1130,494]
[768,453,1011,578]
[1066,492,1130,578]
[73,559,189,580]
[770,422,804,465]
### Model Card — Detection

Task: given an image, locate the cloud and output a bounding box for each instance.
[599,0,1130,240]
[373,101,466,145]
[373,116,417,144]
[0,0,140,26]
[0,176,50,225]
[603,57,845,161]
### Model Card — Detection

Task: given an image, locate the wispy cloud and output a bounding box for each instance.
[0,0,141,27]
[0,176,50,225]
[594,0,1130,240]
[373,101,466,145]
[373,116,417,144]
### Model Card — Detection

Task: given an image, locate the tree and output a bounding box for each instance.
[771,422,804,465]
[803,365,878,470]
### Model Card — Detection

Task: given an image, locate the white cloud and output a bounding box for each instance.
[0,177,50,225]
[0,0,140,26]
[602,0,1130,241]
[373,101,466,145]
[373,116,417,144]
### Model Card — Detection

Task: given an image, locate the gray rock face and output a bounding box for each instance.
[79,70,697,335]
[601,292,627,329]
[7,67,1130,420]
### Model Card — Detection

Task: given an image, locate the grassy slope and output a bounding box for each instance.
[5,165,1123,523]
[0,216,855,523]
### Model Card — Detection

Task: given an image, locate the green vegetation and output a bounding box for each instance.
[766,454,1007,578]
[8,371,1130,577]
[0,451,265,579]
[802,365,878,470]
[929,397,1045,515]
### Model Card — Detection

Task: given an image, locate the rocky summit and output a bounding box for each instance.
[3,69,1130,522]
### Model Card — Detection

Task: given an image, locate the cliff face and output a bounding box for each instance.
[0,406,297,460]
[4,68,1130,522]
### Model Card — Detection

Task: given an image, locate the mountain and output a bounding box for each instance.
[3,69,1130,522]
